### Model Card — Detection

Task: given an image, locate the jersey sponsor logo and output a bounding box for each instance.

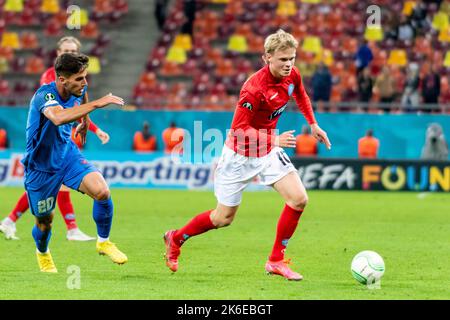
[288,83,295,97]
[269,103,288,120]
[241,102,253,110]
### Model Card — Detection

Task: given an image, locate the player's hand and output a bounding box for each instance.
[311,123,331,150]
[274,130,296,148]
[96,128,110,144]
[97,93,124,108]
[75,118,88,145]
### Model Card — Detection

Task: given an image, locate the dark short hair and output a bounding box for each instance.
[55,53,89,77]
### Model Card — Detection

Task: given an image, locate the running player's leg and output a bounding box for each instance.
[57,184,95,241]
[271,171,307,263]
[164,203,238,272]
[26,170,61,273]
[260,147,304,280]
[77,171,127,264]
[0,191,28,240]
[164,146,250,272]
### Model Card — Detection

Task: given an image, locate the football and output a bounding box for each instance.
[351,250,385,285]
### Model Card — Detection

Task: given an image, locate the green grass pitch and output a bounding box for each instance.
[1,187,449,300]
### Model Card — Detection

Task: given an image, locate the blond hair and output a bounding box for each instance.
[57,36,82,52]
[264,29,298,54]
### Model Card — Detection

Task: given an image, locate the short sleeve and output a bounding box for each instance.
[237,89,260,113]
[33,89,60,114]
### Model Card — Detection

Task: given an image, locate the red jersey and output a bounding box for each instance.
[40,67,56,86]
[225,65,316,157]
[40,67,99,133]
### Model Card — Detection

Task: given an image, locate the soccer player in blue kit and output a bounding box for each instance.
[23,53,127,272]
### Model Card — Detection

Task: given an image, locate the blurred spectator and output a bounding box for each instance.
[41,36,81,85]
[421,123,448,160]
[358,129,379,159]
[155,0,168,31]
[181,0,197,35]
[162,122,184,154]
[0,127,8,149]
[354,40,373,75]
[401,63,420,112]
[295,125,318,157]
[357,67,373,102]
[410,1,429,36]
[397,16,415,41]
[71,124,84,150]
[374,66,396,113]
[133,121,157,152]
[384,9,399,40]
[311,63,332,103]
[421,64,441,108]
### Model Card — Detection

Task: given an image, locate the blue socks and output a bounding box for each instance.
[32,225,52,253]
[93,198,113,239]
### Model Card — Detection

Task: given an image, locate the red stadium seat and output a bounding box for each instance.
[20,31,39,49]
[80,21,100,39]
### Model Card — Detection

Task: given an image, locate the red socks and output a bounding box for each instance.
[56,191,78,230]
[8,192,29,222]
[173,210,215,247]
[269,204,303,262]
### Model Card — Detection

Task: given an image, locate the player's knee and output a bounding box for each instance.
[289,194,308,211]
[37,219,52,231]
[94,187,110,201]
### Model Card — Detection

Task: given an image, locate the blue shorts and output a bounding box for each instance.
[24,151,98,217]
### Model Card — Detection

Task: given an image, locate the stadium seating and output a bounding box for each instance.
[0,0,128,106]
[132,0,449,111]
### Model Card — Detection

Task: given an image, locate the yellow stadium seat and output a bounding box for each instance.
[227,34,248,53]
[402,1,416,16]
[432,11,449,31]
[0,57,9,74]
[67,8,89,28]
[166,45,187,64]
[40,0,60,14]
[1,32,20,50]
[212,0,229,3]
[364,26,384,41]
[387,49,408,66]
[438,26,450,42]
[444,51,450,67]
[301,36,322,54]
[276,0,297,16]
[4,0,23,12]
[173,34,192,51]
[87,56,101,74]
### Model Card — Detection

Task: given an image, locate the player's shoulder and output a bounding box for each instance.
[32,83,60,109]
[34,83,57,100]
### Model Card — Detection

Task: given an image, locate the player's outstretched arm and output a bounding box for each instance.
[43,93,124,126]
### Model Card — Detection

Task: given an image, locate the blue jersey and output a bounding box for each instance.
[22,82,87,173]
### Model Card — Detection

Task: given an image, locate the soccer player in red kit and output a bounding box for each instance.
[0,37,110,241]
[164,29,331,280]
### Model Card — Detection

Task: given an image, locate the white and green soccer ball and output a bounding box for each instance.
[351,250,385,285]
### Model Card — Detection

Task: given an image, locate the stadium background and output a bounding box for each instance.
[0,0,450,301]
